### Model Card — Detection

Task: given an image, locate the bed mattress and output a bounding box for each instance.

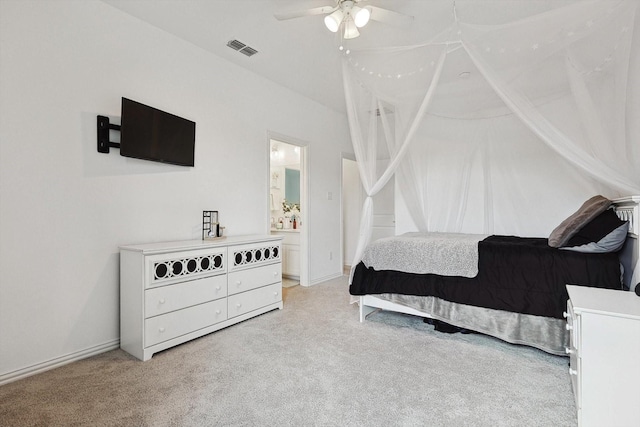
[350,235,623,319]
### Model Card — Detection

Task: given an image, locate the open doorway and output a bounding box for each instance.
[268,136,309,287]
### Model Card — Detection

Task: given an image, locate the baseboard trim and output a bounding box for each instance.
[309,272,344,286]
[0,339,120,386]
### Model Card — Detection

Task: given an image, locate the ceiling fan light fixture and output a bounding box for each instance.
[353,6,371,28]
[324,10,343,32]
[343,18,360,39]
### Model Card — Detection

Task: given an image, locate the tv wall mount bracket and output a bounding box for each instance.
[97,115,121,153]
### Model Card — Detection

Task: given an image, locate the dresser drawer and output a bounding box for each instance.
[228,282,282,318]
[145,274,227,318]
[145,299,227,347]
[228,241,281,272]
[146,247,227,289]
[228,263,282,296]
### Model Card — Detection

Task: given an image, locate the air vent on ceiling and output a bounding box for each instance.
[227,39,258,57]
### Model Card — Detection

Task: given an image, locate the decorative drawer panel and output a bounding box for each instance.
[228,283,282,319]
[145,299,227,347]
[146,247,226,288]
[228,263,282,296]
[145,275,227,319]
[228,242,281,272]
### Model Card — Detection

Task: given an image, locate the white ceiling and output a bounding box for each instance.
[101,0,578,113]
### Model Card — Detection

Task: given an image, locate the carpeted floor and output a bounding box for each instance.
[0,275,577,426]
[282,277,299,288]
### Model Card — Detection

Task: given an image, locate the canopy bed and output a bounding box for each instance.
[342,0,640,355]
[350,195,639,355]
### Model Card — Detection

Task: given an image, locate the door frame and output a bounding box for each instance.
[267,131,309,287]
[340,152,360,275]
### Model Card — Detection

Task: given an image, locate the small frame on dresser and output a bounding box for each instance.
[203,210,223,240]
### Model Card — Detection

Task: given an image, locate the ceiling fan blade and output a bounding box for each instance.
[368,5,414,26]
[274,5,337,21]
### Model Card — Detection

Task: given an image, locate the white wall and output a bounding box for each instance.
[628,6,640,165]
[0,0,352,381]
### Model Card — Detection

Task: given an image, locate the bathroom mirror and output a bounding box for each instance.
[285,168,300,205]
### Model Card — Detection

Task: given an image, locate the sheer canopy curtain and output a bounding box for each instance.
[458,0,639,194]
[343,43,448,280]
[343,0,639,284]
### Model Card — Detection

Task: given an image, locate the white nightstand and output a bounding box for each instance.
[565,285,640,427]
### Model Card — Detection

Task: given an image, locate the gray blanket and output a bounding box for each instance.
[361,232,489,277]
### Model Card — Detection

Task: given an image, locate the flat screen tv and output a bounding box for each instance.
[120,97,196,166]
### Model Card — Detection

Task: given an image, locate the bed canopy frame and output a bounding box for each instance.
[343,0,640,288]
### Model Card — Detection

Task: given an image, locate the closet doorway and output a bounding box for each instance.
[268,135,309,287]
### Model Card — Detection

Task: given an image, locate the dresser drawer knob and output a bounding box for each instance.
[236,281,242,286]
[566,324,573,331]
[159,327,165,333]
[159,299,165,304]
[569,368,577,376]
[236,303,242,309]
[216,286,221,291]
[273,272,278,276]
[565,347,574,355]
[562,311,569,318]
[215,310,221,315]
[274,292,279,297]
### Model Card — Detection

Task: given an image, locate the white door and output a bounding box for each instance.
[371,162,395,241]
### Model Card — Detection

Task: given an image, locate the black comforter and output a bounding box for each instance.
[349,235,623,319]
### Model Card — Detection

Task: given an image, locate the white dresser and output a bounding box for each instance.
[120,235,283,361]
[565,285,640,427]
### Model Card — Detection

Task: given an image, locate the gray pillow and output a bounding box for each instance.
[561,221,628,253]
[548,195,612,248]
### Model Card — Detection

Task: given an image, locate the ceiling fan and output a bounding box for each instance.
[274,0,413,40]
